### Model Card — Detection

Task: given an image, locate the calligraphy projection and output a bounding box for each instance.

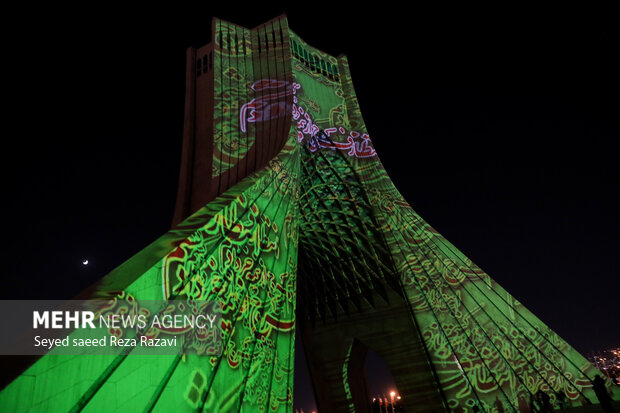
[240,79,377,158]
[239,79,294,133]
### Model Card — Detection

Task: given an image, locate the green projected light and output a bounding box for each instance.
[0,15,617,413]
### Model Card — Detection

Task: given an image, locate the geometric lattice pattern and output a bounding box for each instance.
[298,143,402,322]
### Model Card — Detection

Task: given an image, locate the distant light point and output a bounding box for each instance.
[82,259,89,265]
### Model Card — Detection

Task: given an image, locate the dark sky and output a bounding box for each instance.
[4,6,618,412]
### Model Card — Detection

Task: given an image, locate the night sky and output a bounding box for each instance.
[4,6,618,412]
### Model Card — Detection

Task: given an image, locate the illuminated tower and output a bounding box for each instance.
[1,15,617,413]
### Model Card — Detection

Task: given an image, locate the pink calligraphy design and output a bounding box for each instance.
[291,83,376,158]
[240,79,376,158]
[240,80,295,133]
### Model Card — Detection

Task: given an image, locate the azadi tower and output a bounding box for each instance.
[1,15,617,413]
